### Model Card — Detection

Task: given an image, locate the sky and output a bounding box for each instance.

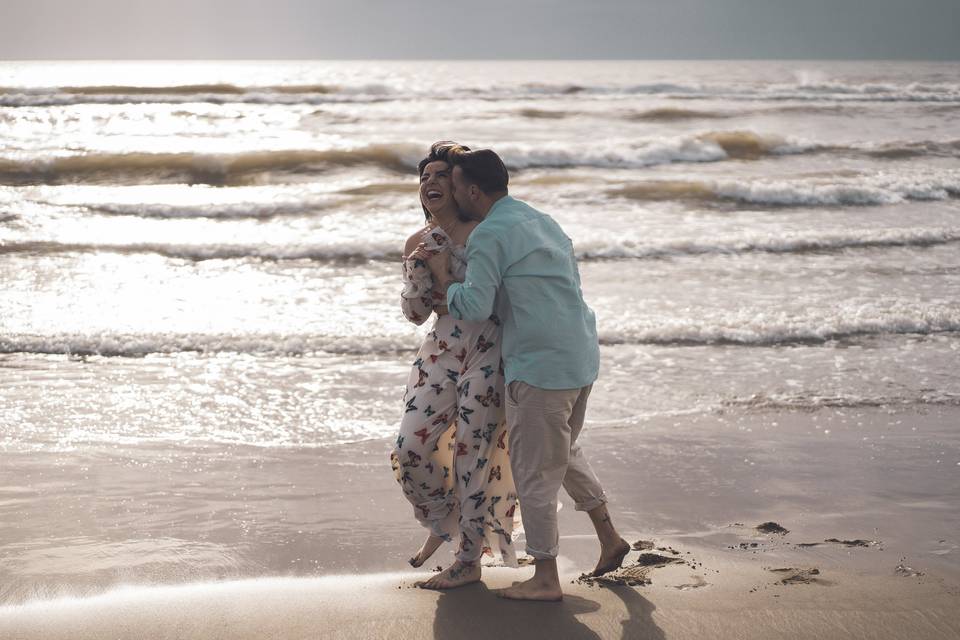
[1,0,958,60]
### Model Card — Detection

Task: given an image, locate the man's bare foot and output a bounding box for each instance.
[591,537,631,576]
[409,534,445,568]
[414,560,480,590]
[497,575,563,602]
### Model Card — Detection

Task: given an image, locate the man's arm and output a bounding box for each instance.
[427,226,505,323]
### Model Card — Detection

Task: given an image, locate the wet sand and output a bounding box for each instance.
[2,405,959,638]
[2,562,957,640]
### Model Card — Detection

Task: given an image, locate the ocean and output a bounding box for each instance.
[1,60,958,603]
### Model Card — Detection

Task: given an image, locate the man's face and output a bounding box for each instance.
[451,165,482,221]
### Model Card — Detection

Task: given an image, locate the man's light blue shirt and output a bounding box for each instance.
[446,195,600,390]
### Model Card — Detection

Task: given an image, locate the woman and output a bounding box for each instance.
[390,142,517,589]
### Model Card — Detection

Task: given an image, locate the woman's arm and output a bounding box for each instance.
[400,227,437,325]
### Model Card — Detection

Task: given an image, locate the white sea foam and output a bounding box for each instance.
[85,198,342,220]
[725,390,960,410]
[599,302,960,346]
[0,132,807,185]
[0,332,415,357]
[577,227,960,260]
[497,131,816,169]
[0,240,400,261]
[3,78,959,106]
[4,226,958,263]
[3,135,958,187]
[3,300,957,357]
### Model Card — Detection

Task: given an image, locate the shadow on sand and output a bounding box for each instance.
[432,582,665,640]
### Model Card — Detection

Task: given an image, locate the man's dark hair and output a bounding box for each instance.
[417,140,470,220]
[449,148,509,195]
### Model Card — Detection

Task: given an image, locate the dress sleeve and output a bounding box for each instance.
[400,256,435,326]
[400,226,451,326]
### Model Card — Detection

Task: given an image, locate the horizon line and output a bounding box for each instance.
[3,56,959,63]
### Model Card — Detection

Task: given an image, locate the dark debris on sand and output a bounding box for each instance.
[796,538,879,548]
[756,522,790,535]
[730,542,762,550]
[895,558,924,577]
[825,538,874,547]
[631,539,655,551]
[637,552,684,566]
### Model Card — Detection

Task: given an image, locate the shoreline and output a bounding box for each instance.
[2,558,958,640]
[2,405,959,637]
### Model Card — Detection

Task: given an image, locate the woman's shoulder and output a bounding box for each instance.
[404,225,432,255]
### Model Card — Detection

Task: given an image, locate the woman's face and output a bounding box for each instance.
[419,160,455,217]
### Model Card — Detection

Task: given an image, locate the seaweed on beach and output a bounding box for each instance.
[756,522,790,535]
[824,538,874,547]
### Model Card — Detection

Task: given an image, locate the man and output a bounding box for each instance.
[425,146,630,601]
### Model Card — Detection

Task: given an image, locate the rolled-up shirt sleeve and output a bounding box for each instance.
[447,226,505,323]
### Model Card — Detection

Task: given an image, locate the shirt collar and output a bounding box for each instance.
[485,194,513,220]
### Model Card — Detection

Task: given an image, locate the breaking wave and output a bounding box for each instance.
[3,309,958,357]
[0,240,399,262]
[4,227,959,262]
[0,133,803,185]
[0,332,415,357]
[82,198,343,220]
[4,79,958,106]
[0,145,421,186]
[599,305,960,347]
[610,169,960,207]
[0,83,390,107]
[517,105,862,122]
[577,228,960,260]
[724,390,960,410]
[4,134,958,186]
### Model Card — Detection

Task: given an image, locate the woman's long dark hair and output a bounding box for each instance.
[417,141,471,221]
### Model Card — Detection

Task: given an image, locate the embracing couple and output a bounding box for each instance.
[390,141,630,601]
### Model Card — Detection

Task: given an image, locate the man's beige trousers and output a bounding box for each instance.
[506,381,607,559]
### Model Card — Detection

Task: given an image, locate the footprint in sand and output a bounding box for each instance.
[674,575,708,590]
[768,567,831,586]
[577,553,686,588]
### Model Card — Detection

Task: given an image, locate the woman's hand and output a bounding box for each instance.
[408,244,435,263]
[424,244,452,282]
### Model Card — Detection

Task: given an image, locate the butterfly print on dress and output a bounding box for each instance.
[474,386,501,408]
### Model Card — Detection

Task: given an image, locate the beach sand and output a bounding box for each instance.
[1,558,957,640]
[3,405,959,639]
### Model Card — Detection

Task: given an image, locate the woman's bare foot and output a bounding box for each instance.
[591,537,631,577]
[414,560,480,590]
[409,534,445,568]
